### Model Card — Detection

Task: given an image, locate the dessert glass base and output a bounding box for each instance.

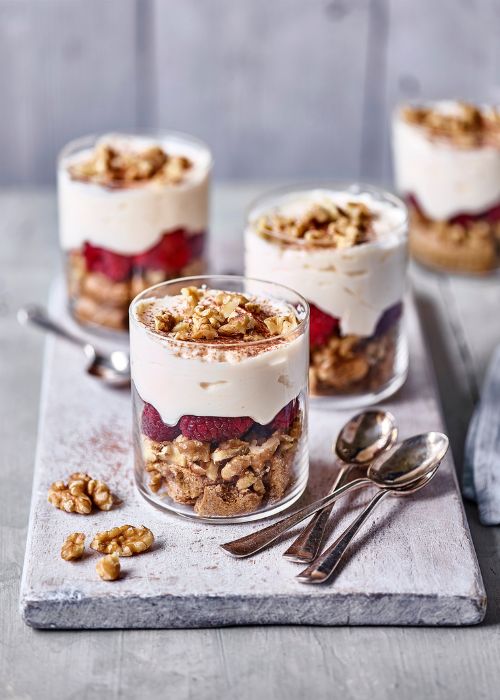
[309,322,408,410]
[408,201,500,275]
[133,387,309,524]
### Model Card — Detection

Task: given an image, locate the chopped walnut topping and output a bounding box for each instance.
[402,102,500,147]
[69,141,192,187]
[61,532,86,561]
[154,309,176,333]
[255,200,374,247]
[90,525,154,557]
[48,473,115,514]
[96,552,121,581]
[152,287,299,343]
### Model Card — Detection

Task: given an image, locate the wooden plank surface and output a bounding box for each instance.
[19,283,485,628]
[2,186,500,698]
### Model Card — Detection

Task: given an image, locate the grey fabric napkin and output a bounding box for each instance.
[463,345,500,525]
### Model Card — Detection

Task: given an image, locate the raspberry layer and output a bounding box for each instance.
[82,228,205,283]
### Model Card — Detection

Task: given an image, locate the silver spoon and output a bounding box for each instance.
[296,455,444,584]
[17,304,130,388]
[220,432,449,558]
[283,409,397,563]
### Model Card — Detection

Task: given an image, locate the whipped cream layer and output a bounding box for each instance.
[58,133,211,255]
[130,296,308,426]
[245,189,408,337]
[393,103,500,220]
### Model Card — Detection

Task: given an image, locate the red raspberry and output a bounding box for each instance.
[449,212,475,227]
[141,403,181,442]
[134,229,191,272]
[188,231,206,259]
[83,242,133,282]
[270,398,299,431]
[309,302,339,348]
[179,415,254,442]
[486,204,500,223]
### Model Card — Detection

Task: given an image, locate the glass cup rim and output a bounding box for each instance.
[57,128,214,173]
[129,274,310,349]
[245,181,409,247]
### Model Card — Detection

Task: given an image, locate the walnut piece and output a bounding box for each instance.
[90,525,154,557]
[256,200,374,247]
[69,141,192,186]
[61,532,86,561]
[48,473,115,514]
[48,481,92,515]
[153,287,298,343]
[96,552,121,581]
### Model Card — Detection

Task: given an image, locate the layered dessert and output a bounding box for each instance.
[58,132,211,331]
[130,278,309,521]
[393,101,500,273]
[245,186,408,406]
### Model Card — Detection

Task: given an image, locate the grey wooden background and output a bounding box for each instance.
[1,0,499,185]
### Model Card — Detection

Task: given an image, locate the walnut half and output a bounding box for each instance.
[96,553,121,581]
[48,473,115,514]
[61,532,86,561]
[90,525,154,557]
[48,481,92,515]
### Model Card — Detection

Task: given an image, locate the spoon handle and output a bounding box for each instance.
[17,304,87,350]
[282,464,353,562]
[220,477,370,558]
[296,489,390,584]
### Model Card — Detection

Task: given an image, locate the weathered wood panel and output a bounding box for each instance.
[153,0,371,179]
[0,0,137,185]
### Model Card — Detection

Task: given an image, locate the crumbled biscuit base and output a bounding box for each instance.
[255,200,374,247]
[61,532,86,561]
[408,202,500,273]
[90,525,154,556]
[96,553,121,581]
[309,327,398,396]
[69,142,192,187]
[402,102,500,147]
[142,416,302,517]
[48,473,115,514]
[153,287,298,343]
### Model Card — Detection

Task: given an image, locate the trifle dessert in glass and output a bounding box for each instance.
[245,185,408,408]
[58,131,211,331]
[130,276,309,522]
[393,101,500,274]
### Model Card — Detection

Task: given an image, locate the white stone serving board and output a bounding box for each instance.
[20,288,486,628]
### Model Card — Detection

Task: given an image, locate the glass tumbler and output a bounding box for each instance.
[58,130,212,332]
[130,275,309,523]
[245,183,409,409]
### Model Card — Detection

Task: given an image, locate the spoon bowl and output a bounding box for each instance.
[83,345,131,388]
[335,409,398,464]
[367,431,449,489]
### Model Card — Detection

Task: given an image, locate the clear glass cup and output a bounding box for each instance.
[58,130,212,333]
[392,101,500,275]
[130,275,309,523]
[245,183,409,409]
